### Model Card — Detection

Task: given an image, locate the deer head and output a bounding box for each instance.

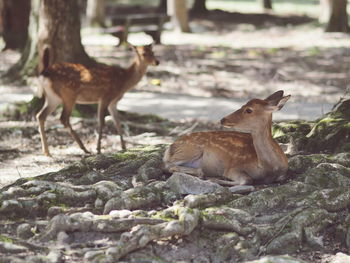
[220,90,291,133]
[129,43,159,66]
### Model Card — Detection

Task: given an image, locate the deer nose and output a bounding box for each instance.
[154,60,160,66]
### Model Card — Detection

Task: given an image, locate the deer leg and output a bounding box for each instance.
[60,103,90,154]
[163,145,204,178]
[108,103,126,150]
[223,168,252,185]
[96,101,109,154]
[36,96,61,156]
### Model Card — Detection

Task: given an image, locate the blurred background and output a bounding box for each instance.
[0,0,349,180]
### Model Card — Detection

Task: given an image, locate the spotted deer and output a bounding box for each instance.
[163,90,291,185]
[36,44,159,156]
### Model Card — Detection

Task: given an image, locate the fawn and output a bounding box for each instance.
[163,90,291,185]
[36,44,159,156]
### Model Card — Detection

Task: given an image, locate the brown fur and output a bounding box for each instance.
[36,44,159,156]
[164,91,291,185]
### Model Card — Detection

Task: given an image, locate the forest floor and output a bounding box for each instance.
[1,10,350,187]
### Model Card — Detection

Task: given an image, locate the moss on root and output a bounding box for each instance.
[273,99,350,154]
[305,117,350,153]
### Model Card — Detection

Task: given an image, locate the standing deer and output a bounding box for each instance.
[163,90,291,185]
[36,44,159,156]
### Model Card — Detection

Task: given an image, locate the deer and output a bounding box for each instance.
[163,90,291,185]
[36,44,159,156]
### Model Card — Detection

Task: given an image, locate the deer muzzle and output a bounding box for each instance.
[220,117,227,125]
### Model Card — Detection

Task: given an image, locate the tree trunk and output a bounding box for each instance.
[319,0,331,23]
[0,0,30,50]
[158,0,167,13]
[259,0,273,10]
[191,0,208,14]
[167,0,190,33]
[3,0,95,83]
[323,0,350,32]
[86,0,105,27]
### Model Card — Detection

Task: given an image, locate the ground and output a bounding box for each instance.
[1,12,350,186]
[0,8,350,263]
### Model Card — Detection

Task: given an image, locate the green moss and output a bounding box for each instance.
[109,145,163,164]
[272,126,285,139]
[152,209,177,221]
[305,188,350,212]
[301,99,350,153]
[211,50,227,59]
[288,153,333,174]
[129,144,164,153]
[228,196,253,210]
[329,99,350,119]
[272,121,312,144]
[201,208,226,222]
[308,46,321,56]
[113,151,138,162]
[266,48,279,55]
[305,116,350,153]
[0,235,14,243]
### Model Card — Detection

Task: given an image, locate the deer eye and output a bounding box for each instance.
[245,108,253,114]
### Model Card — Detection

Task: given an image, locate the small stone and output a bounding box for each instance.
[0,241,27,253]
[56,231,70,245]
[2,187,26,198]
[47,206,64,218]
[0,200,23,211]
[329,252,350,263]
[109,209,132,218]
[94,198,104,209]
[229,185,255,194]
[84,250,105,261]
[46,250,63,263]
[167,172,223,195]
[17,223,34,239]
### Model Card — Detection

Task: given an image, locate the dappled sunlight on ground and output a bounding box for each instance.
[1,13,350,187]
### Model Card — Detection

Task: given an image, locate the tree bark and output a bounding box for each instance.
[86,0,105,27]
[0,0,30,50]
[3,0,95,83]
[167,0,190,33]
[319,0,331,23]
[323,0,350,32]
[158,0,167,13]
[259,0,273,10]
[191,0,208,14]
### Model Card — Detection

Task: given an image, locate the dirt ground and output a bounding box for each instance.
[1,11,350,188]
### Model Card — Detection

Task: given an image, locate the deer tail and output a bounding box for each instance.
[36,45,51,98]
[40,45,51,76]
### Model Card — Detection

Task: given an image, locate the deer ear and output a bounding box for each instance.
[265,90,284,106]
[266,95,291,111]
[127,42,137,51]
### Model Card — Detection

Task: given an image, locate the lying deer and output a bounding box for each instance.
[36,44,159,156]
[163,90,291,185]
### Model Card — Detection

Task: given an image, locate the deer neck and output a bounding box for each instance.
[124,59,148,90]
[250,117,286,173]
